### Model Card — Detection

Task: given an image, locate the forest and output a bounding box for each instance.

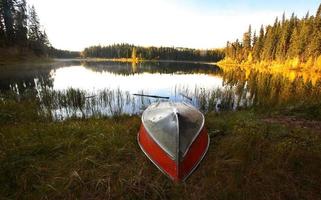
[225,4,321,67]
[0,0,50,56]
[0,0,80,60]
[2,0,321,64]
[82,44,225,62]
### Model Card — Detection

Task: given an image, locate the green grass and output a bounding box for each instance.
[0,100,321,199]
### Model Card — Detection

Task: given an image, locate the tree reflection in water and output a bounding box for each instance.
[1,62,320,120]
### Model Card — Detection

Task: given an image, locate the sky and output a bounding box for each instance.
[28,0,320,51]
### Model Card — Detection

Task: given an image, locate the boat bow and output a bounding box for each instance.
[138,102,209,181]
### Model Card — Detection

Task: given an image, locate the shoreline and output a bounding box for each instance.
[53,57,219,65]
[0,57,219,66]
[217,58,321,73]
[216,59,321,85]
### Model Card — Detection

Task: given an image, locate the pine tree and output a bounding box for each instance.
[0,1,5,47]
[310,4,321,58]
[298,13,314,61]
[39,30,50,47]
[317,3,321,18]
[15,0,28,46]
[253,25,264,61]
[288,26,300,58]
[276,15,294,60]
[225,4,321,65]
[252,31,257,47]
[28,5,48,55]
[262,25,273,60]
[2,0,15,44]
[285,14,297,58]
[272,18,281,60]
[242,25,252,59]
[28,5,40,42]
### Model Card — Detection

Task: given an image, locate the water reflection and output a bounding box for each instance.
[82,61,221,75]
[1,60,321,120]
[222,67,321,108]
[51,66,223,96]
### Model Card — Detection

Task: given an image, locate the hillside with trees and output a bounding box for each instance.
[82,44,225,62]
[223,3,321,69]
[0,0,80,62]
[0,0,50,59]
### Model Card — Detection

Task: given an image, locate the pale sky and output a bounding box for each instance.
[28,0,320,51]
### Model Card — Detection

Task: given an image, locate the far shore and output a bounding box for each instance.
[53,57,218,65]
[0,56,219,66]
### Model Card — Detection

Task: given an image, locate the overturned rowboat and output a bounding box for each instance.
[138,102,210,181]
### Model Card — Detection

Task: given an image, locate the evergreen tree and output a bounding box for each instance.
[0,1,5,47]
[28,5,48,55]
[262,25,274,60]
[242,25,252,59]
[317,3,321,17]
[226,4,321,66]
[276,14,294,60]
[15,0,28,46]
[252,31,257,47]
[2,0,15,44]
[310,4,321,58]
[298,13,314,61]
[271,18,281,60]
[39,30,50,47]
[288,26,300,58]
[28,5,40,42]
[253,25,264,61]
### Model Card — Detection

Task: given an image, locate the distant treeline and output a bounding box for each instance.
[225,4,321,64]
[82,44,225,62]
[0,0,50,56]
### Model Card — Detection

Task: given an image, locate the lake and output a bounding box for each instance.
[1,60,320,119]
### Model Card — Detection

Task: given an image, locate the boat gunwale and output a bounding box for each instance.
[181,131,210,181]
[137,131,177,181]
[180,102,206,158]
[137,128,210,182]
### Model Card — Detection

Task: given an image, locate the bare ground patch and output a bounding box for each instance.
[262,115,321,133]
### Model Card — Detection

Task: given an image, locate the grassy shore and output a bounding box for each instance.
[0,98,320,199]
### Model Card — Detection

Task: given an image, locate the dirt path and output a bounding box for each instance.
[262,116,321,133]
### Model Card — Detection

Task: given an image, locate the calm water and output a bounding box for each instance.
[1,60,321,119]
[0,60,222,93]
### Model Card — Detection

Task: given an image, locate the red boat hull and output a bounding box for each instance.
[138,124,209,181]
